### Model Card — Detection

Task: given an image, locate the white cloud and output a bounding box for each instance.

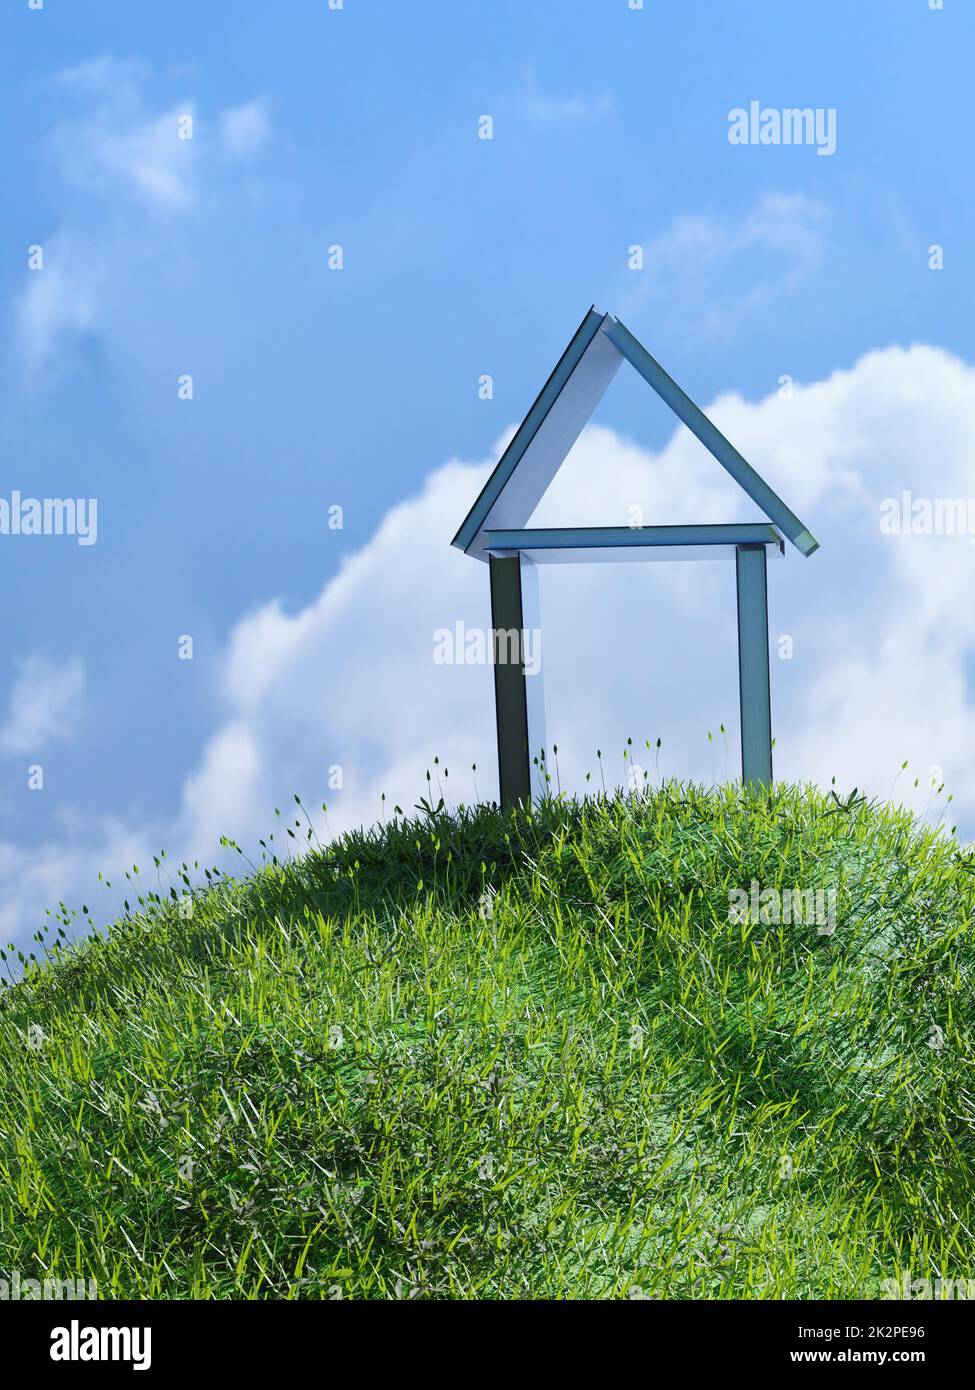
[500,75,613,125]
[16,238,97,373]
[5,343,975,947]
[49,65,270,206]
[14,58,271,373]
[56,55,148,99]
[97,104,196,206]
[166,342,975,851]
[219,100,270,158]
[622,193,829,333]
[0,655,86,755]
[53,56,196,208]
[0,817,150,950]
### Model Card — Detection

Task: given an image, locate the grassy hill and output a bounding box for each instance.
[2,782,974,1300]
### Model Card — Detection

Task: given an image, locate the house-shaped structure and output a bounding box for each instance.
[451,306,819,809]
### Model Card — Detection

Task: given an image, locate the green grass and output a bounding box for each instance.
[2,781,974,1299]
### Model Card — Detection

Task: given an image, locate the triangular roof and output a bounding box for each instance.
[451,306,819,561]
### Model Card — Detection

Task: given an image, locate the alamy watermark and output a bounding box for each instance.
[728,102,836,157]
[728,879,837,935]
[880,491,975,539]
[882,1268,975,1300]
[50,1320,151,1370]
[1,1269,98,1300]
[433,621,542,676]
[0,491,97,545]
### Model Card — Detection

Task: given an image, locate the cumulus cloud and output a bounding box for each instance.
[0,655,86,755]
[176,460,498,850]
[165,342,975,850]
[4,343,975,948]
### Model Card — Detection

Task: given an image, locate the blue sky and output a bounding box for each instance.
[1,0,973,950]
